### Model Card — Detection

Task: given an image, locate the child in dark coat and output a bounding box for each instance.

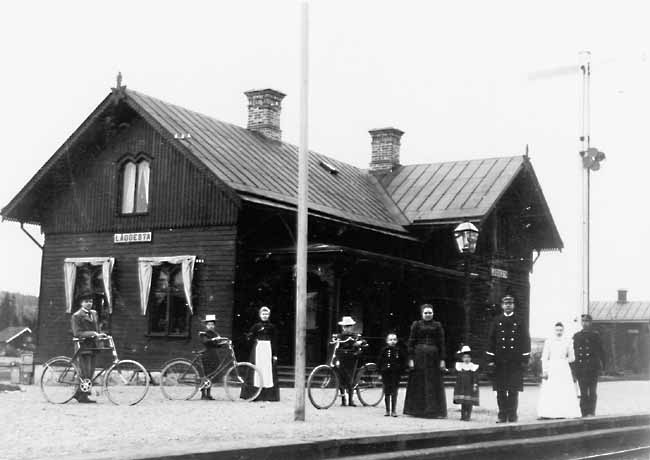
[453,345,480,421]
[377,332,407,417]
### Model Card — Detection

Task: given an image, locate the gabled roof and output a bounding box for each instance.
[590,301,650,323]
[1,86,562,250]
[379,156,525,223]
[0,327,32,344]
[126,89,409,233]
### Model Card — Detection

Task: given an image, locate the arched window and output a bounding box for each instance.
[120,158,150,214]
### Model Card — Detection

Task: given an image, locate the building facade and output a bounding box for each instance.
[2,83,562,369]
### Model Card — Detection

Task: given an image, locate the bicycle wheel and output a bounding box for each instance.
[160,359,201,401]
[307,364,340,409]
[40,357,80,404]
[223,362,263,402]
[356,362,384,407]
[104,359,150,405]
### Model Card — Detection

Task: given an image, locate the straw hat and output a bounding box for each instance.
[338,316,356,326]
[202,314,217,323]
[457,345,472,355]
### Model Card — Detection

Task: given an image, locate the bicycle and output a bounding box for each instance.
[307,336,383,409]
[159,335,264,401]
[40,334,150,405]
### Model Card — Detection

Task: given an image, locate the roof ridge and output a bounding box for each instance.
[396,155,525,168]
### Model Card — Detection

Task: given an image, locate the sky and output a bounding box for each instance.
[0,0,648,337]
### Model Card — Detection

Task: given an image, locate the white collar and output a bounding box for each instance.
[455,362,479,371]
[503,312,514,317]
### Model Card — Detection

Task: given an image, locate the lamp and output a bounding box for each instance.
[454,221,479,254]
[454,221,480,346]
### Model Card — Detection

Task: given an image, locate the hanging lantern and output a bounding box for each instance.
[454,222,479,254]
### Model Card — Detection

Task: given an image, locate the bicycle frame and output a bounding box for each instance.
[69,336,120,387]
[328,338,365,390]
[191,339,239,384]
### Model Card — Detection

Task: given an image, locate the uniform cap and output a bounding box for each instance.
[501,295,515,303]
[581,314,593,321]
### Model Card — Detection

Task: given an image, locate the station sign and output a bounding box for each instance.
[113,232,152,244]
[490,267,509,279]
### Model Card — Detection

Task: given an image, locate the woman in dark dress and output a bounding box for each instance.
[242,306,280,401]
[403,303,448,418]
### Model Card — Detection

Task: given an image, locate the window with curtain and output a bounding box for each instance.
[120,158,150,214]
[148,263,190,337]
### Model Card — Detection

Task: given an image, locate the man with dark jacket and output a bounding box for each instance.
[486,295,531,423]
[572,314,606,416]
[71,292,103,403]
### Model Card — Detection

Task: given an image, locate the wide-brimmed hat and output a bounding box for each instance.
[457,345,472,356]
[202,314,217,323]
[338,316,356,326]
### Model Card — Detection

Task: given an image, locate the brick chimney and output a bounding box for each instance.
[617,289,628,303]
[369,127,404,173]
[244,89,286,141]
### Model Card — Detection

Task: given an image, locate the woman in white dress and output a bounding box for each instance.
[537,322,581,419]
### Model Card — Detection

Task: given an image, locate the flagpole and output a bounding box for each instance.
[294,0,309,422]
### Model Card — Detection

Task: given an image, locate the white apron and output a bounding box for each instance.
[254,340,274,388]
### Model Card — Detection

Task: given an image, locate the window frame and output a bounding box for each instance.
[146,263,191,338]
[118,154,151,216]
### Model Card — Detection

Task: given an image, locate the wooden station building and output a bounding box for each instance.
[2,82,563,368]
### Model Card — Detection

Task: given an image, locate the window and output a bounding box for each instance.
[147,263,190,337]
[120,158,150,214]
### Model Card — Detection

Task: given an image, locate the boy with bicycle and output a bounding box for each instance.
[70,292,106,403]
[332,316,367,407]
[199,314,229,400]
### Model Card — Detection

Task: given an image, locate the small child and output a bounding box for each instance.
[377,332,407,417]
[199,314,225,400]
[453,345,480,421]
[332,316,367,407]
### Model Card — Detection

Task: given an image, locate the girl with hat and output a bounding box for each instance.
[453,345,480,421]
[332,315,367,406]
[241,306,280,401]
[198,314,225,400]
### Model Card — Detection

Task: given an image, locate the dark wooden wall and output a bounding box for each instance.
[36,226,237,368]
[40,117,238,234]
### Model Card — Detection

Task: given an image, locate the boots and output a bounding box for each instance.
[390,394,398,417]
[340,393,347,407]
[461,404,472,421]
[384,394,391,416]
[347,390,356,407]
[201,388,214,400]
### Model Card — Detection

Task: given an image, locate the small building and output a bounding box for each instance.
[0,327,33,356]
[1,81,562,369]
[590,289,650,376]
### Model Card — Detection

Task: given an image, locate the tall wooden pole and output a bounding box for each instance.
[579,51,591,318]
[294,0,309,422]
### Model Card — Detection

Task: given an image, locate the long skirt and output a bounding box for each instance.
[537,358,581,418]
[403,344,447,418]
[241,340,280,401]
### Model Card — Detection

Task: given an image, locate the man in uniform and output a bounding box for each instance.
[572,314,606,417]
[71,292,103,403]
[486,295,531,423]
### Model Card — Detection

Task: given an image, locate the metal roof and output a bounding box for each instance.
[126,90,409,233]
[590,301,650,323]
[0,327,32,344]
[1,87,562,248]
[379,156,525,222]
